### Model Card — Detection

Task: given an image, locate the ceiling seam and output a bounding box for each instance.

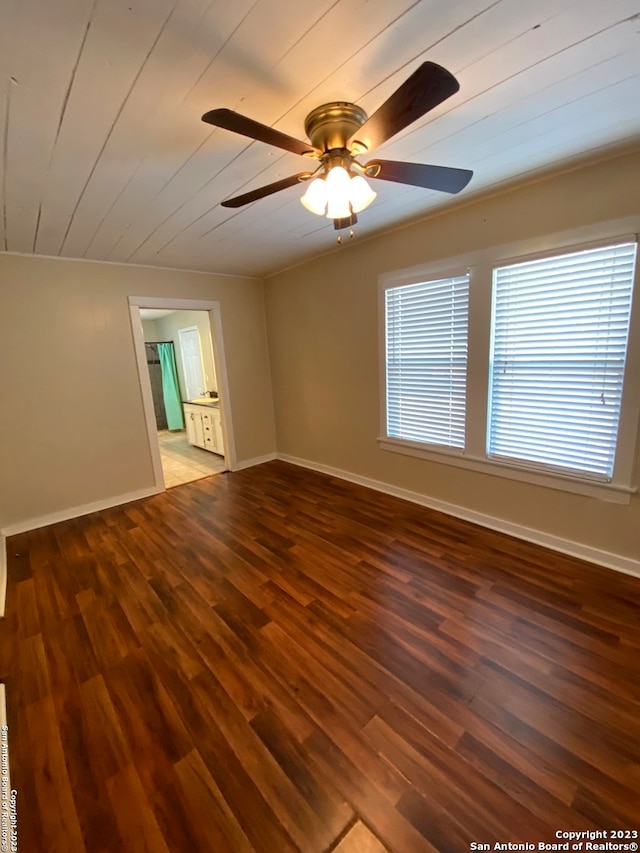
[33,0,99,254]
[86,0,263,261]
[410,11,640,144]
[58,0,182,257]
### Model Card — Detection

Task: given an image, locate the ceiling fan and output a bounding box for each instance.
[202,61,473,230]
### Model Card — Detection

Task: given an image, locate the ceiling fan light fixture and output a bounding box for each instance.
[348,174,376,213]
[203,62,473,219]
[302,164,377,220]
[300,177,328,215]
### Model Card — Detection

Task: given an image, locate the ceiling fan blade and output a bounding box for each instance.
[202,108,319,158]
[366,159,473,194]
[221,172,312,208]
[349,62,460,153]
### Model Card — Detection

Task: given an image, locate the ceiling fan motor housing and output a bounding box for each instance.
[303,102,368,154]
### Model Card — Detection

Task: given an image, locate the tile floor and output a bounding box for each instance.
[157,429,227,488]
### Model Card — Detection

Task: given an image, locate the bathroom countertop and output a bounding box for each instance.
[184,398,220,408]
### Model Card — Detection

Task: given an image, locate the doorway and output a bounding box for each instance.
[142,334,223,487]
[129,297,236,491]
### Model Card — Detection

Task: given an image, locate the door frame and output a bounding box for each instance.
[128,296,237,490]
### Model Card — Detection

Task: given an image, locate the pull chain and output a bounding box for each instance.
[337,229,356,245]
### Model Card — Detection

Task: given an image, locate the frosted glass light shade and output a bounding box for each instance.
[348,174,376,213]
[300,178,328,215]
[325,166,352,219]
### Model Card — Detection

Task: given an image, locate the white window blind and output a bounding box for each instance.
[385,274,469,448]
[488,240,637,479]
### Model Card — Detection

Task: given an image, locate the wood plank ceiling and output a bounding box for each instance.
[1,0,639,278]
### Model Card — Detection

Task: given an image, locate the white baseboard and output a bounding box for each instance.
[0,535,6,618]
[1,456,635,608]
[233,452,277,471]
[277,453,640,580]
[0,485,162,539]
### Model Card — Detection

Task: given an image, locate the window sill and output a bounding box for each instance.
[378,437,635,504]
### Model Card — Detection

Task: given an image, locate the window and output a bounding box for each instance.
[488,242,637,480]
[380,229,639,500]
[385,274,469,449]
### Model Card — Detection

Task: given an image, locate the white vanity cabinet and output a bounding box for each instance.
[185,405,204,446]
[183,403,223,455]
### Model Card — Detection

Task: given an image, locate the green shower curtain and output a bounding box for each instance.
[157,343,185,430]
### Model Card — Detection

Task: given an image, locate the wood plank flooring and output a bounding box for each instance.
[1,460,639,852]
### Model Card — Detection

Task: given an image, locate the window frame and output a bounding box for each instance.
[378,218,640,504]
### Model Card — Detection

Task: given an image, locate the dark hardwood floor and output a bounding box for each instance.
[1,460,639,852]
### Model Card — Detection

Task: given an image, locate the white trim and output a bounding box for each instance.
[0,486,161,538]
[0,536,6,618]
[129,296,229,311]
[277,453,640,580]
[207,307,237,470]
[378,215,640,313]
[378,438,634,504]
[129,305,166,490]
[492,232,638,269]
[2,249,260,280]
[233,453,277,471]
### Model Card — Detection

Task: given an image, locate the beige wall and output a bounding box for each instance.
[0,255,275,530]
[141,319,158,339]
[264,148,640,563]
